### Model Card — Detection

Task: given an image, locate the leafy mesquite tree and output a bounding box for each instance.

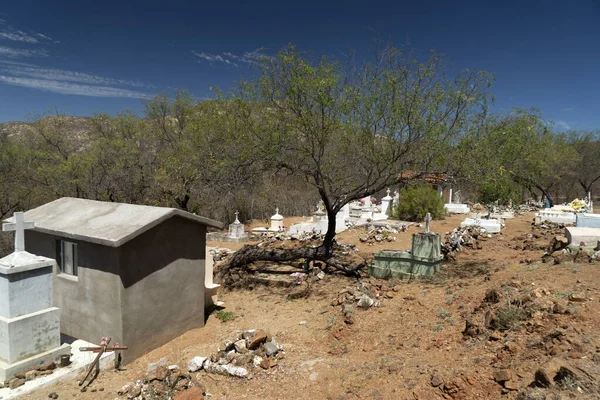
[220,44,492,274]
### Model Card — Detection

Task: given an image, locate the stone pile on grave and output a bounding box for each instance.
[444,188,470,214]
[369,213,443,278]
[0,212,71,381]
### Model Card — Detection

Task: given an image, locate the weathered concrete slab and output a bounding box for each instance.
[566,227,600,246]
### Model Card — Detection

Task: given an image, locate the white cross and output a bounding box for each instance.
[234,211,240,224]
[425,212,431,234]
[386,188,391,197]
[2,212,35,252]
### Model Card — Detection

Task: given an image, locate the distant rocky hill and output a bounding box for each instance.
[0,116,94,140]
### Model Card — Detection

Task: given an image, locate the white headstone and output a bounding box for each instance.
[448,188,453,204]
[425,212,431,234]
[270,207,284,231]
[2,212,35,252]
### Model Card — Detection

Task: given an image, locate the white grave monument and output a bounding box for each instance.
[444,188,470,214]
[228,211,248,239]
[0,212,70,381]
[270,208,284,231]
[373,189,392,221]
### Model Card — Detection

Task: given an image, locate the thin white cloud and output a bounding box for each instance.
[0,20,57,44]
[0,61,152,88]
[561,107,575,112]
[0,46,48,58]
[0,75,151,99]
[0,61,154,99]
[192,49,263,67]
[555,120,571,130]
[0,31,39,43]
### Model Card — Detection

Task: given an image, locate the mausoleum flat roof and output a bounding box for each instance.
[4,197,223,248]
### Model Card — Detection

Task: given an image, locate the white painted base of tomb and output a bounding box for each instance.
[0,307,62,368]
[444,204,470,214]
[460,218,502,233]
[0,343,71,382]
[0,339,115,399]
[537,210,577,224]
[565,227,600,246]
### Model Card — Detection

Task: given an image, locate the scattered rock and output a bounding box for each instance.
[264,342,279,357]
[48,392,59,399]
[430,372,444,387]
[494,369,513,383]
[357,294,374,309]
[8,378,25,389]
[568,293,587,302]
[246,329,268,350]
[25,370,36,381]
[147,357,168,373]
[534,359,577,388]
[203,360,248,378]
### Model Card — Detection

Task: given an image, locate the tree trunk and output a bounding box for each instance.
[215,243,366,283]
[537,185,554,207]
[322,209,338,256]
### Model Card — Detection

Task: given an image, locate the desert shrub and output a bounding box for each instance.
[493,305,531,331]
[479,178,520,206]
[391,185,446,221]
[214,310,234,323]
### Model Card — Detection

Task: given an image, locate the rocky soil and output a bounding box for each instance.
[24,212,600,399]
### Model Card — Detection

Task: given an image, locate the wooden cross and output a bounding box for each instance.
[78,337,128,387]
[2,212,35,252]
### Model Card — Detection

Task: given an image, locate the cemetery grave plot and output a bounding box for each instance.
[24,211,600,400]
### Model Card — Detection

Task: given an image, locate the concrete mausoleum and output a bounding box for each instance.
[6,197,223,363]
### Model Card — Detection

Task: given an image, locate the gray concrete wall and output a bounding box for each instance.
[25,231,123,347]
[119,216,206,362]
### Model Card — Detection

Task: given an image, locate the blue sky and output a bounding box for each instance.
[0,0,598,130]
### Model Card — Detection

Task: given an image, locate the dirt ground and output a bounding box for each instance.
[26,212,600,399]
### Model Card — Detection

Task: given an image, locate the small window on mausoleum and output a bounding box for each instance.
[58,240,78,276]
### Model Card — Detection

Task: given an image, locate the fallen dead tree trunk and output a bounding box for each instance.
[215,244,367,285]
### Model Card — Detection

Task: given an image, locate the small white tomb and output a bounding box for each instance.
[444,188,470,214]
[270,208,284,231]
[460,217,502,233]
[0,212,70,381]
